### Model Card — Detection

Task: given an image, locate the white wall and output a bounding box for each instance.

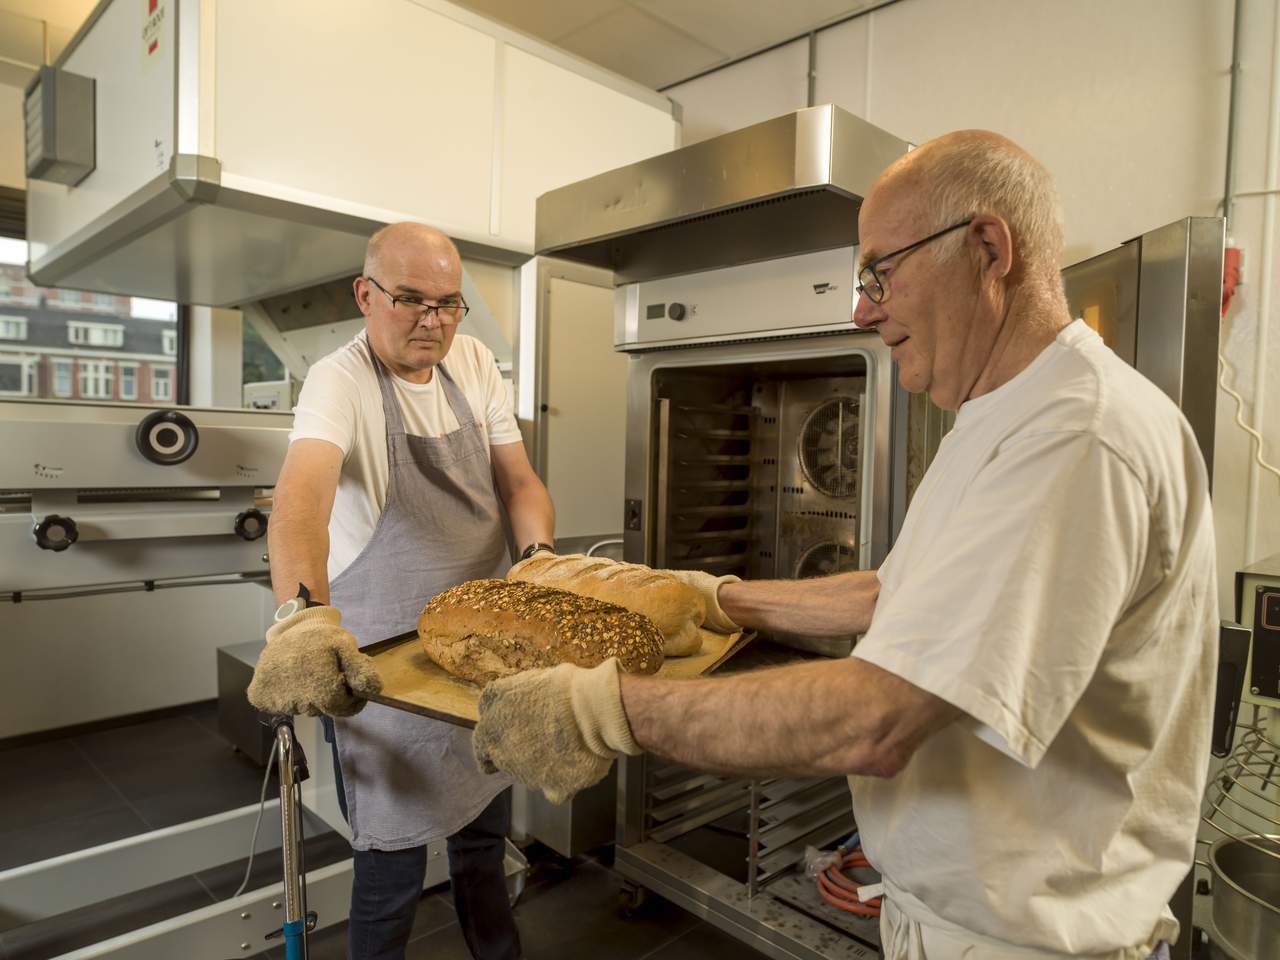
[667,0,1280,613]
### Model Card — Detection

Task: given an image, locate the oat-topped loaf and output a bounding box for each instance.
[417,578,665,685]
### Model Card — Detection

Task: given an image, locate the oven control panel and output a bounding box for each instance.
[614,246,858,349]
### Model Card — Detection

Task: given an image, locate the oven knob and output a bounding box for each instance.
[667,302,687,321]
[34,514,78,551]
[234,508,268,541]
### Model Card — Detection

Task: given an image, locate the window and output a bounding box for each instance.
[151,366,173,401]
[0,315,27,340]
[162,329,177,356]
[118,363,138,401]
[51,358,72,397]
[79,360,114,399]
[46,288,127,315]
[68,321,125,348]
[0,356,35,396]
[0,264,39,307]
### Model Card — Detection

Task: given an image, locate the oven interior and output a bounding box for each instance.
[650,351,871,657]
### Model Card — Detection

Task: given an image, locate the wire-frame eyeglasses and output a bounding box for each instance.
[855,218,974,304]
[365,275,470,324]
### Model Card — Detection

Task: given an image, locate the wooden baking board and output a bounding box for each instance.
[365,627,752,728]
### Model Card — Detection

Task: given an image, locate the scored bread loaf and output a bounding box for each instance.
[507,554,706,657]
[417,578,664,685]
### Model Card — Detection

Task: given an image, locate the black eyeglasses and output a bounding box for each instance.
[365,275,470,325]
[856,217,974,304]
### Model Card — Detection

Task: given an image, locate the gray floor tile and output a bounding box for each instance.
[0,739,127,835]
[510,860,698,960]
[0,804,150,871]
[644,922,772,959]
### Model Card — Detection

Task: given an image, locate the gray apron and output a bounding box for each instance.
[329,335,512,851]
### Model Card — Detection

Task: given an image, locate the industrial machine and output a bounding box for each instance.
[535,104,1226,959]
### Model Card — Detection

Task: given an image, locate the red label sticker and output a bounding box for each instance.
[142,0,165,60]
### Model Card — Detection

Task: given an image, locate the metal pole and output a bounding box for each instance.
[806,31,817,107]
[276,722,307,960]
[1223,0,1245,230]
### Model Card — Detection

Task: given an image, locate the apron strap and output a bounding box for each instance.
[435,361,480,429]
[365,332,480,433]
[365,333,409,438]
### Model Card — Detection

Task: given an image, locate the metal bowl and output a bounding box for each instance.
[1208,834,1280,960]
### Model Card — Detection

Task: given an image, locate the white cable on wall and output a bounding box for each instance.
[1219,351,1280,486]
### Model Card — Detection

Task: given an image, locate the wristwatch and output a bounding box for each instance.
[519,542,555,561]
[273,582,325,622]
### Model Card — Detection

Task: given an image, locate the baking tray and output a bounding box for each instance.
[364,627,754,728]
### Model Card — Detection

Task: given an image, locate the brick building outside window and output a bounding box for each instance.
[0,262,177,404]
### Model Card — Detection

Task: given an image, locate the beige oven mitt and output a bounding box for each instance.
[247,607,382,718]
[473,658,641,804]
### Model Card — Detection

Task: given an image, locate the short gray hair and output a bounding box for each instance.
[913,133,1064,272]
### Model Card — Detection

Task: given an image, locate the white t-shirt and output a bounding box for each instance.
[850,321,1217,957]
[289,333,522,581]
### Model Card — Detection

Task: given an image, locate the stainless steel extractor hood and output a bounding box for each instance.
[534,105,912,283]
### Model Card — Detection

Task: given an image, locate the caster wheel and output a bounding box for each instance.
[617,882,648,919]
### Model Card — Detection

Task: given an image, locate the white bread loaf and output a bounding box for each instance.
[507,554,706,657]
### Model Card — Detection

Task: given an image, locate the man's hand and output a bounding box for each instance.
[248,607,382,717]
[473,658,641,803]
[662,569,741,634]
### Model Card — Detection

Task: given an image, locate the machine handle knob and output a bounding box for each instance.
[234,508,268,541]
[667,302,687,321]
[136,410,199,465]
[33,514,79,551]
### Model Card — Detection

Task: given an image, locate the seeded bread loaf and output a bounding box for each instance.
[506,554,706,657]
[417,578,664,685]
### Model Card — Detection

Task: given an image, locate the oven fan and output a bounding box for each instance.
[794,541,859,579]
[798,396,860,499]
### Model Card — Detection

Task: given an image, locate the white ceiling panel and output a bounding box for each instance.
[451,0,878,90]
[456,0,624,42]
[556,5,728,89]
[631,0,869,57]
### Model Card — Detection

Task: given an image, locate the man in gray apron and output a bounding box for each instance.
[248,222,555,959]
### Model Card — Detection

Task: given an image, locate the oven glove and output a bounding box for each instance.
[662,569,742,634]
[473,658,641,804]
[247,606,383,718]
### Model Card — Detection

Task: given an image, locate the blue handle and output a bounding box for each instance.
[283,918,307,960]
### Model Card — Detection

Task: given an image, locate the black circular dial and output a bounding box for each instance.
[667,302,687,321]
[234,508,268,542]
[33,514,78,551]
[136,410,199,466]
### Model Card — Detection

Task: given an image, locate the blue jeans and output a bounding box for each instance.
[324,718,521,960]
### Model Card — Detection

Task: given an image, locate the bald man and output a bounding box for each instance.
[473,132,1216,960]
[250,223,551,959]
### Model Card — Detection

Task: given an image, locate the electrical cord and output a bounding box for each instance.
[815,844,882,918]
[232,738,279,899]
[1218,352,1280,485]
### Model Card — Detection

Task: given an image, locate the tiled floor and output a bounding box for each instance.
[0,702,770,960]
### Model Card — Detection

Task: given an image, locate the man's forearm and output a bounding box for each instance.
[505,484,555,553]
[719,570,879,636]
[267,511,332,604]
[619,656,955,779]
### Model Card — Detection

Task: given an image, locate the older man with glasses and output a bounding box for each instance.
[474,131,1217,960]
[249,222,554,959]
